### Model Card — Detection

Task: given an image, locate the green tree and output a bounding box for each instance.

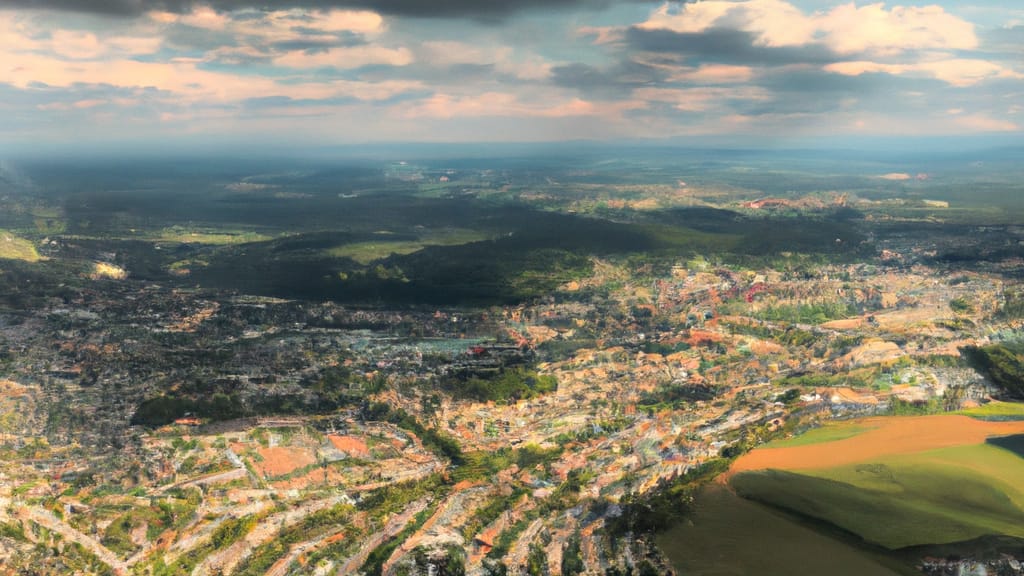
[561,534,585,576]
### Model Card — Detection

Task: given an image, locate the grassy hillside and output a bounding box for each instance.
[763,422,875,449]
[0,230,40,262]
[732,435,1024,549]
[958,400,1024,421]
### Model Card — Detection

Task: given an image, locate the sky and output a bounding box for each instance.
[1,0,1022,149]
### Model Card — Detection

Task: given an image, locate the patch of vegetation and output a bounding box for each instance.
[962,343,1024,399]
[360,402,464,465]
[536,338,598,362]
[775,369,872,389]
[360,503,436,576]
[0,230,41,262]
[553,417,630,446]
[606,458,732,536]
[638,382,723,410]
[764,423,874,448]
[154,512,263,576]
[486,515,532,561]
[0,521,27,541]
[733,444,1024,549]
[774,388,802,405]
[452,444,561,482]
[721,320,819,347]
[888,396,942,416]
[561,532,585,576]
[753,301,858,325]
[234,503,355,576]
[156,226,272,245]
[356,476,446,522]
[326,228,490,264]
[132,367,379,426]
[949,297,974,314]
[460,487,530,542]
[998,290,1024,320]
[131,393,245,426]
[640,340,691,355]
[438,367,557,403]
[395,545,467,576]
[958,401,1024,421]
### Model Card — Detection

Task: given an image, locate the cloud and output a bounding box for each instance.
[272,44,412,68]
[670,63,753,83]
[416,41,551,80]
[817,3,977,55]
[626,1,1017,89]
[636,0,978,54]
[953,113,1019,132]
[825,58,1023,87]
[0,0,610,20]
[639,0,815,47]
[633,85,770,112]
[551,60,666,99]
[401,89,643,119]
[1,0,1022,144]
[984,24,1024,54]
[625,27,837,66]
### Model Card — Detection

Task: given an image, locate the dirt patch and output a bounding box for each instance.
[821,318,863,330]
[837,339,902,368]
[729,415,1024,477]
[747,339,786,355]
[328,435,370,458]
[0,379,29,396]
[255,446,316,477]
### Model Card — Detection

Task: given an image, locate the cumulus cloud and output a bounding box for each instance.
[639,0,816,47]
[817,3,977,55]
[637,0,978,54]
[626,1,1021,90]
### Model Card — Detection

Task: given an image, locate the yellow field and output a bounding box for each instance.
[0,230,41,262]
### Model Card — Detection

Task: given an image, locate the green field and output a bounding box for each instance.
[325,229,490,264]
[155,228,273,245]
[732,442,1024,549]
[958,401,1024,421]
[764,422,874,448]
[657,485,910,576]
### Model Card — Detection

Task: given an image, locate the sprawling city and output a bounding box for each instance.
[2,0,1024,574]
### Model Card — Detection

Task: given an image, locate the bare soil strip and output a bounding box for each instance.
[729,415,1024,476]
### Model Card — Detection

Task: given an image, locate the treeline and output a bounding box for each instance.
[131,366,383,427]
